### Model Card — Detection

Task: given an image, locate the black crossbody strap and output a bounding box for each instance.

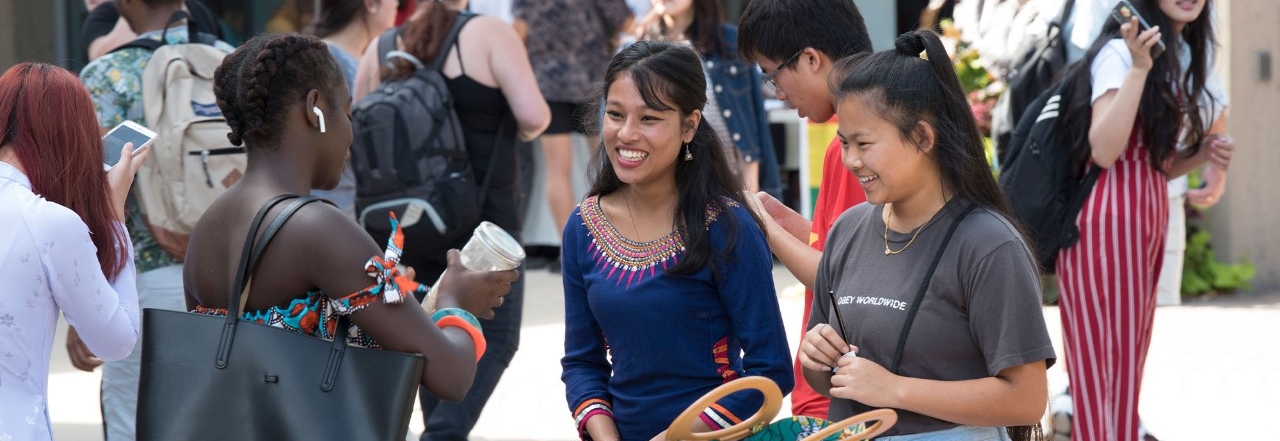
[889,203,979,374]
[476,115,509,208]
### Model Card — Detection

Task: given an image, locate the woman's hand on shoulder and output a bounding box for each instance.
[434,249,518,319]
[105,142,149,222]
[749,191,811,243]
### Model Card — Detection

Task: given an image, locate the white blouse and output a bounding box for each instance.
[0,161,139,441]
[1089,38,1229,195]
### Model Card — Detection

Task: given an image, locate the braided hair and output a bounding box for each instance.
[213,33,345,149]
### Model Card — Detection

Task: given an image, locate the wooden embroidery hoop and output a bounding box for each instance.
[667,376,782,440]
[665,376,898,441]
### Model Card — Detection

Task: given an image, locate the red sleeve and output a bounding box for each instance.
[809,136,866,252]
[792,136,867,419]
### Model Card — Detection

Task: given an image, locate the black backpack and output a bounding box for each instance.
[351,13,484,262]
[998,81,1100,274]
[992,0,1076,166]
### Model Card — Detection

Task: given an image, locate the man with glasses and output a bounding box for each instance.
[737,0,873,420]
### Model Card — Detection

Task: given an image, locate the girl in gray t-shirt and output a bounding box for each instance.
[796,31,1056,441]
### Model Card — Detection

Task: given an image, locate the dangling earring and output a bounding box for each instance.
[683,142,693,161]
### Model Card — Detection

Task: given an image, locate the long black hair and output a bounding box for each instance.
[830,31,1019,224]
[1059,0,1217,172]
[585,40,763,276]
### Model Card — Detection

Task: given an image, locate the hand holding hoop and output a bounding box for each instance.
[665,376,783,441]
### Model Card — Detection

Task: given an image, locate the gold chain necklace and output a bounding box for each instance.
[621,190,642,240]
[883,202,945,255]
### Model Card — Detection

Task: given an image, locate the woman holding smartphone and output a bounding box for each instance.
[0,62,150,441]
[1053,1,1231,440]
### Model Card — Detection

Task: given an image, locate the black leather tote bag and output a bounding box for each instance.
[137,195,425,441]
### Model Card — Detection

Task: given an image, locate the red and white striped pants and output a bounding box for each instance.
[1057,141,1168,441]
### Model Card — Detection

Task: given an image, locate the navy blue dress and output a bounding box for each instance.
[561,196,793,440]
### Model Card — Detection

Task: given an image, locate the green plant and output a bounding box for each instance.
[953,47,991,95]
[1181,225,1256,296]
[1179,170,1256,297]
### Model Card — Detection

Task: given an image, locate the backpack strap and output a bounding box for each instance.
[111,37,165,54]
[108,10,218,54]
[1045,0,1078,49]
[888,203,979,375]
[1058,165,1102,249]
[1054,0,1077,27]
[429,12,474,72]
[377,12,476,76]
[376,27,404,76]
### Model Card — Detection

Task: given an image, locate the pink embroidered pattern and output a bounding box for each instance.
[578,195,731,288]
[579,196,684,288]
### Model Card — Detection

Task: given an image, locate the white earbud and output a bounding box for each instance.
[313,106,326,133]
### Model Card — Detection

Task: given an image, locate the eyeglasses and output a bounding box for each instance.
[762,49,804,93]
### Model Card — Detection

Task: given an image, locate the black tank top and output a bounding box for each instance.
[411,18,526,282]
[445,34,520,240]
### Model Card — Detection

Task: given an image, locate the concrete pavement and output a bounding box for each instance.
[48,264,1280,440]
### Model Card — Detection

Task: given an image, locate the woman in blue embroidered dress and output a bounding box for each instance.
[560,40,793,441]
[184,33,517,401]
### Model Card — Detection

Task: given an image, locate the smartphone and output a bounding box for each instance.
[102,120,157,170]
[1111,0,1167,59]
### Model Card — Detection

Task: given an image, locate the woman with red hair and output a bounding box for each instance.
[0,62,149,441]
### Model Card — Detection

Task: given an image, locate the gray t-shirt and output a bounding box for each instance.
[810,200,1056,436]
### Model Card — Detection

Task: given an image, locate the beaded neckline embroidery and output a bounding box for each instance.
[579,195,729,287]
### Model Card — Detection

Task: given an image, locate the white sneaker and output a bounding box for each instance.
[1047,389,1072,441]
[1139,420,1160,441]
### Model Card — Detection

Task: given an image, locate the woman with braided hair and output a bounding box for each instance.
[797,31,1055,441]
[183,33,518,401]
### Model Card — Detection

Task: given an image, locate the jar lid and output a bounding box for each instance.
[473,221,525,267]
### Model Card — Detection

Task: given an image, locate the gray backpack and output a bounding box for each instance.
[350,13,483,261]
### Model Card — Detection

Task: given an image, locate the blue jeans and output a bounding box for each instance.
[417,266,524,441]
[878,426,1011,441]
